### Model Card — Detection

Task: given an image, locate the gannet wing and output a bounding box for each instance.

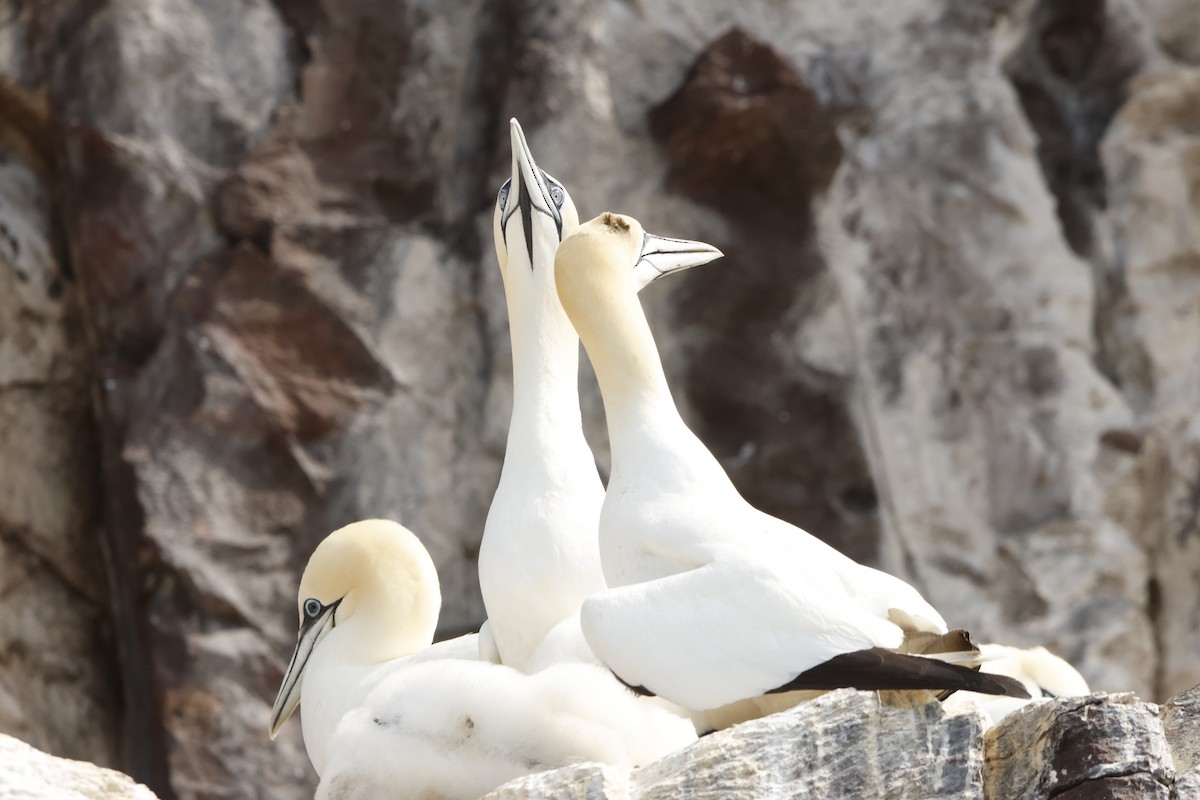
[580,557,904,711]
[581,557,1029,710]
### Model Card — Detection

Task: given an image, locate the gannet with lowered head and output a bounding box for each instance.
[554,213,1031,718]
[269,519,696,796]
[269,519,469,774]
[480,118,724,669]
[944,643,1091,727]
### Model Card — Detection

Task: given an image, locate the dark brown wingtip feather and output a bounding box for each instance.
[767,648,1032,698]
[971,672,1031,699]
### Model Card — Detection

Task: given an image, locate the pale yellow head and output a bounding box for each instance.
[554,212,645,336]
[295,519,440,632]
[269,519,441,739]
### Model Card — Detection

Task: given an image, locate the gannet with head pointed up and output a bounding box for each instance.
[553,213,1031,719]
[270,519,696,796]
[480,119,724,669]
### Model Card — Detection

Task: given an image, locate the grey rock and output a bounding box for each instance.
[984,693,1175,799]
[1174,769,1200,800]
[1164,686,1200,773]
[1098,65,1200,701]
[486,690,986,800]
[0,733,159,800]
[0,86,117,767]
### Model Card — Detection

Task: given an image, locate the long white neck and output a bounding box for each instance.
[575,285,696,468]
[501,268,592,467]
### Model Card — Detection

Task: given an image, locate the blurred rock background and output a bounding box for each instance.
[0,0,1195,797]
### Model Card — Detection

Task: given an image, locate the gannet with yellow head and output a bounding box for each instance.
[270,519,696,797]
[554,213,1030,719]
[269,519,465,773]
[480,119,725,669]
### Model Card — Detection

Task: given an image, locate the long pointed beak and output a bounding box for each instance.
[504,119,562,264]
[632,232,724,291]
[269,602,338,740]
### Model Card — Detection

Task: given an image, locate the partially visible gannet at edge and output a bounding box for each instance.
[944,643,1091,727]
[269,519,696,797]
[553,213,1031,723]
[480,118,724,669]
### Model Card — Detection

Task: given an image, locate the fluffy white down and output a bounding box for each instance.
[315,661,696,800]
[300,632,483,775]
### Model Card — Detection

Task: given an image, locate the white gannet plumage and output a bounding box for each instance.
[480,119,724,669]
[554,213,1031,717]
[269,518,459,773]
[480,118,599,670]
[269,519,695,796]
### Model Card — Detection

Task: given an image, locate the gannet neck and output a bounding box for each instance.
[483,260,605,670]
[502,268,586,439]
[492,119,587,447]
[555,217,684,445]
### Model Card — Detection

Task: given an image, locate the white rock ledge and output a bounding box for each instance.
[0,733,159,800]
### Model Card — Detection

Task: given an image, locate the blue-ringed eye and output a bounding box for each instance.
[304,598,322,619]
[548,183,564,208]
[497,181,510,211]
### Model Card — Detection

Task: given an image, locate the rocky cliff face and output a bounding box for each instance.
[0,0,1196,797]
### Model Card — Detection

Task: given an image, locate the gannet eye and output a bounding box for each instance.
[303,598,322,619]
[497,181,511,211]
[548,182,564,208]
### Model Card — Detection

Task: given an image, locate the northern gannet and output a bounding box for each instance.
[480,119,723,668]
[944,643,1091,727]
[554,213,1031,718]
[269,519,473,773]
[269,519,696,795]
